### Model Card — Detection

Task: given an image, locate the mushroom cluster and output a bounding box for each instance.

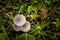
[13,14,31,32]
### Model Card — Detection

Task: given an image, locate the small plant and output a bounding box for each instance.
[21,21,31,32]
[13,14,31,32]
[14,15,26,26]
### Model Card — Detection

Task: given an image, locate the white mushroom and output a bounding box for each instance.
[13,24,22,31]
[14,15,26,26]
[21,21,31,32]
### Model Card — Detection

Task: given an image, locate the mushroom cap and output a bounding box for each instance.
[13,24,22,31]
[14,15,26,26]
[21,21,31,32]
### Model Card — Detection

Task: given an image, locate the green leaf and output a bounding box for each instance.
[40,21,50,29]
[0,33,6,40]
[30,13,38,19]
[0,33,9,40]
[33,0,38,3]
[31,24,41,36]
[31,28,40,36]
[44,0,51,5]
[27,6,33,13]
[18,4,26,13]
[56,18,60,26]
[18,5,24,13]
[0,17,6,28]
[0,26,9,40]
[36,3,42,11]
[16,33,35,40]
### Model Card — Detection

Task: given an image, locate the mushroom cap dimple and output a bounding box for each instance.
[14,15,26,26]
[21,21,31,32]
[13,24,22,31]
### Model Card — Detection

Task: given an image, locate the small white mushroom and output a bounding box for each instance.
[13,24,22,31]
[21,21,31,32]
[14,15,26,26]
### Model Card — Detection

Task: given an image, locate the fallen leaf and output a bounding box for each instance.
[40,8,48,20]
